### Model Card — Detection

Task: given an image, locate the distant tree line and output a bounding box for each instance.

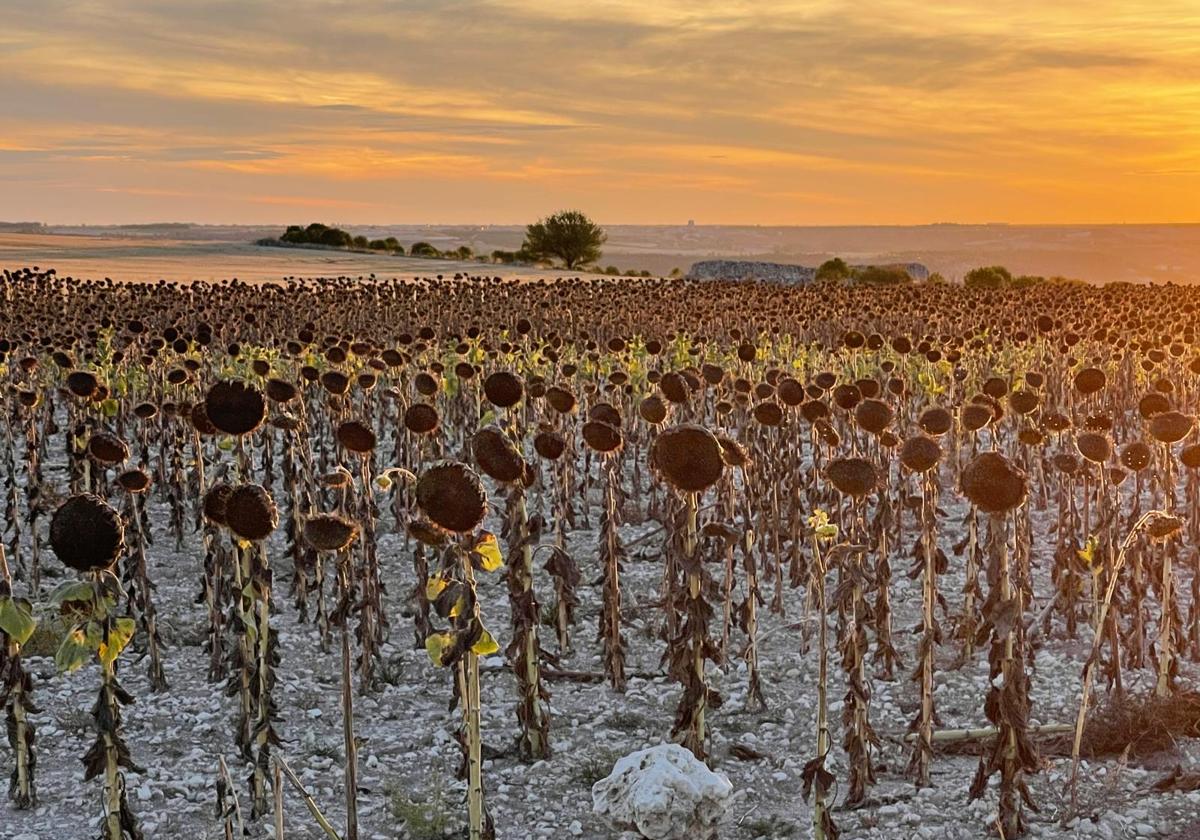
[813,257,1082,289]
[272,223,405,253]
[963,265,1084,289]
[259,213,671,276]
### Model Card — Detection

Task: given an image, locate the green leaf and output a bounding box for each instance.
[0,596,37,647]
[472,531,504,573]
[49,580,95,606]
[425,631,454,667]
[55,627,93,673]
[100,398,120,417]
[477,409,497,429]
[99,617,136,666]
[471,627,499,656]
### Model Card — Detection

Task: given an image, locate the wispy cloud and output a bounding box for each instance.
[0,0,1198,224]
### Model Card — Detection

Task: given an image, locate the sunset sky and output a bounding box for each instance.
[2,0,1198,226]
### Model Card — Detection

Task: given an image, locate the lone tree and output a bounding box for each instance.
[522,210,606,269]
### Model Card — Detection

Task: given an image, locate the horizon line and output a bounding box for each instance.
[7,220,1200,229]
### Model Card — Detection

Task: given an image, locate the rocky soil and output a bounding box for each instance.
[6,460,1200,840]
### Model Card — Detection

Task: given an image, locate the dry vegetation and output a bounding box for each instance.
[1,266,1200,838]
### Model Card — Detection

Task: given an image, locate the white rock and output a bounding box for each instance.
[592,744,732,840]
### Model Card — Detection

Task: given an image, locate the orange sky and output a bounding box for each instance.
[2,0,1198,226]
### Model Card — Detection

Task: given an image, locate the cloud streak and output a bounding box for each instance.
[1,0,1197,224]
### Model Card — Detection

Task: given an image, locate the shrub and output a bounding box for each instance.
[964,265,1013,289]
[816,257,851,282]
[852,265,911,285]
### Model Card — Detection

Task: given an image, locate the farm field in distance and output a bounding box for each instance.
[4,222,1200,285]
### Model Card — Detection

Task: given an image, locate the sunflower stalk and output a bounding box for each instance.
[504,482,550,759]
[0,546,38,809]
[598,452,627,692]
[801,516,848,840]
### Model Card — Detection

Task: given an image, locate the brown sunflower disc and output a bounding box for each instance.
[483,371,523,408]
[1150,411,1193,444]
[117,468,152,494]
[639,394,668,425]
[900,436,941,473]
[1042,411,1071,433]
[404,403,439,435]
[855,399,893,435]
[961,403,992,432]
[651,424,724,493]
[88,432,128,466]
[1018,429,1044,446]
[65,370,99,399]
[303,514,360,553]
[1181,444,1200,470]
[545,386,577,414]
[1119,441,1152,472]
[832,384,861,411]
[473,425,525,482]
[961,452,1028,513]
[919,407,953,436]
[800,400,830,423]
[226,484,279,542]
[777,378,804,407]
[1139,392,1170,419]
[1076,432,1112,464]
[416,461,488,533]
[589,402,622,428]
[753,400,784,427]
[1073,367,1106,395]
[265,378,298,403]
[1148,515,1184,541]
[414,372,440,396]
[337,420,377,453]
[660,372,690,404]
[982,377,1008,399]
[814,418,840,448]
[582,420,623,453]
[205,380,266,436]
[827,458,878,497]
[1009,390,1039,415]
[50,493,125,572]
[407,518,449,546]
[1053,453,1079,475]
